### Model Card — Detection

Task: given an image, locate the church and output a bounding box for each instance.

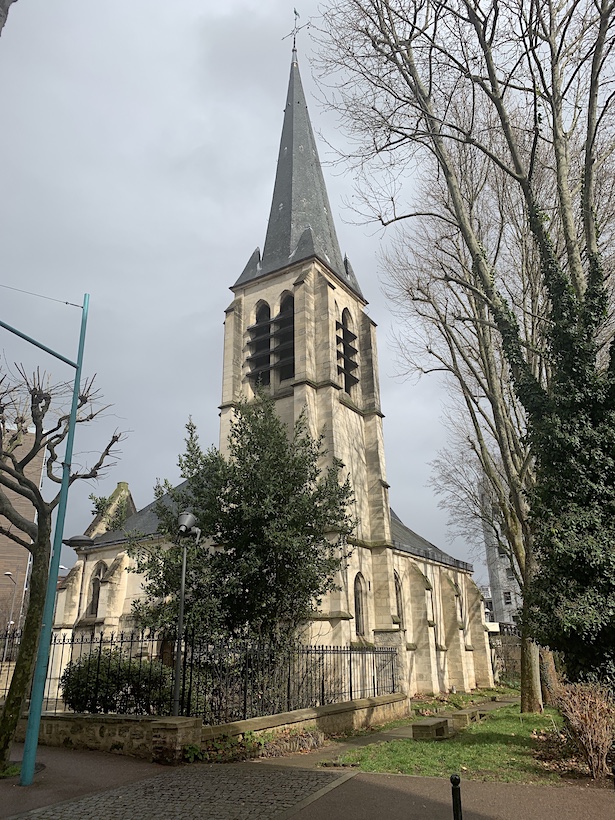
[54,49,493,695]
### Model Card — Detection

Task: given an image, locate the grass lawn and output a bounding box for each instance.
[338,705,564,784]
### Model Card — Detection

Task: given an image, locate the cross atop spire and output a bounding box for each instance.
[234,48,363,299]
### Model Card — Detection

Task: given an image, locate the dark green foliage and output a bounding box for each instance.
[60,650,173,714]
[184,732,264,763]
[520,248,615,684]
[131,391,355,642]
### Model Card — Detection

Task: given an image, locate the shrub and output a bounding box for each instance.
[61,649,173,715]
[555,682,615,779]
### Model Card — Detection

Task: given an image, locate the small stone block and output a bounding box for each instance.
[447,709,479,730]
[411,718,449,740]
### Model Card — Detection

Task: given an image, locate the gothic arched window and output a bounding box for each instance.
[87,562,107,617]
[274,293,294,382]
[247,302,272,386]
[336,308,358,394]
[354,573,367,637]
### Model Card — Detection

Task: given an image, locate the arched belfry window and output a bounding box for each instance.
[247,302,272,386]
[354,573,367,637]
[336,309,358,394]
[273,293,294,382]
[87,562,107,617]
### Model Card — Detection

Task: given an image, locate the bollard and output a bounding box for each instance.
[450,773,463,820]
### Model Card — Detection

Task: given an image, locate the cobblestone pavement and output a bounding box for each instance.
[8,764,345,820]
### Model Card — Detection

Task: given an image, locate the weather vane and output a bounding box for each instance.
[282,8,310,49]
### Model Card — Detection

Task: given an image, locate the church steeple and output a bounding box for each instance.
[234,49,363,299]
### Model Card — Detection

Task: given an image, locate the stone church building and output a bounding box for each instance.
[54,49,493,695]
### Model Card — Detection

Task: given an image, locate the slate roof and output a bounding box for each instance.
[91,481,188,547]
[390,508,473,573]
[234,49,364,300]
[88,491,471,574]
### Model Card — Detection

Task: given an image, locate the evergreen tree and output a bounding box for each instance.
[131,392,355,642]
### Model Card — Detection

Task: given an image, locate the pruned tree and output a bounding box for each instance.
[131,391,355,644]
[0,367,121,770]
[0,0,18,37]
[316,0,615,700]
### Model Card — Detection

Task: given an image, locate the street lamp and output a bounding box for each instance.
[172,512,201,717]
[3,573,18,630]
[2,573,18,664]
[0,293,89,786]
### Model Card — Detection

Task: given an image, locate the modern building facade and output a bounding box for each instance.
[0,432,45,631]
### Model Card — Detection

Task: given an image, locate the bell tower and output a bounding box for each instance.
[220,48,395,639]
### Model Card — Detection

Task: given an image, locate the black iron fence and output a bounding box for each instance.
[0,629,398,724]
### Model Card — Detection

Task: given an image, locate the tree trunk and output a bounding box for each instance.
[539,647,559,706]
[0,527,50,771]
[520,612,543,713]
[0,0,17,37]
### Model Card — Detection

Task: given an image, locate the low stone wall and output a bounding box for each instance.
[15,714,202,765]
[201,692,409,742]
[16,693,409,765]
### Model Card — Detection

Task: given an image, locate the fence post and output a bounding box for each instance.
[287,649,292,713]
[450,774,463,820]
[349,648,353,701]
[391,648,396,694]
[243,645,249,720]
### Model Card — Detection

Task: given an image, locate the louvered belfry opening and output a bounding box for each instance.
[337,308,359,394]
[273,293,295,382]
[247,296,295,387]
[247,302,272,386]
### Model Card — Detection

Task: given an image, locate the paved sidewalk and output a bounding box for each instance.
[1,699,614,820]
[4,762,347,819]
[2,752,614,820]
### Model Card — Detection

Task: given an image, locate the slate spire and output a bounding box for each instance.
[235,49,363,298]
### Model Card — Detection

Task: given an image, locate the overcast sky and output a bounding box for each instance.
[0,0,487,581]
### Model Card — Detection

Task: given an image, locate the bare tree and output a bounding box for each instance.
[0,0,18,37]
[0,367,121,770]
[382,163,543,704]
[316,0,615,708]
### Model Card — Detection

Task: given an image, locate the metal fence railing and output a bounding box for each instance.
[0,629,398,724]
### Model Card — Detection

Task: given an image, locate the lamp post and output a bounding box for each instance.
[0,293,89,786]
[4,573,17,630]
[2,573,17,664]
[172,512,201,717]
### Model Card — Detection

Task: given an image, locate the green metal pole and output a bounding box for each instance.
[19,294,89,786]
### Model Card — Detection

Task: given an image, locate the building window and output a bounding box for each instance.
[426,588,435,623]
[247,302,272,386]
[273,293,294,382]
[503,590,512,606]
[505,567,515,581]
[87,562,107,617]
[354,573,366,637]
[336,308,358,394]
[456,592,464,624]
[394,572,404,628]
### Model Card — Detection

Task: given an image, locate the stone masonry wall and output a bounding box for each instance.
[16,694,408,764]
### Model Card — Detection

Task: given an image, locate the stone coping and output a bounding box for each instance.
[201,692,407,740]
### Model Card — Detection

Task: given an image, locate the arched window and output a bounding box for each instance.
[87,562,107,617]
[336,308,358,394]
[274,293,294,381]
[247,302,272,386]
[394,572,404,629]
[354,573,366,637]
[455,584,464,624]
